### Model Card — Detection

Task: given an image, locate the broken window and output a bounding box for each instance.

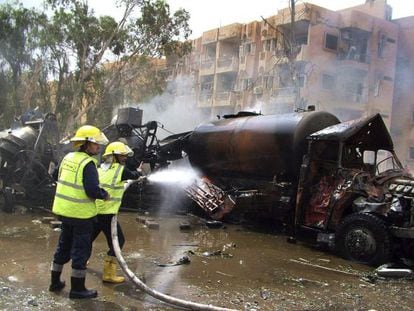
[378,33,386,57]
[343,146,364,168]
[325,33,338,51]
[264,38,277,52]
[204,44,217,59]
[322,74,335,90]
[338,29,370,63]
[244,42,256,55]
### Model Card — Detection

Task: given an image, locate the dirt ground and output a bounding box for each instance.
[1,208,414,311]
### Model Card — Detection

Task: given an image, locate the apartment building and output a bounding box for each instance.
[167,0,414,169]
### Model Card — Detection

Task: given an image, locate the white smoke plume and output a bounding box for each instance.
[129,75,210,139]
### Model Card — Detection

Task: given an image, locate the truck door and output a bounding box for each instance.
[295,141,339,230]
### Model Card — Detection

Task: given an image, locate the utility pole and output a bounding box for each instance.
[289,0,300,111]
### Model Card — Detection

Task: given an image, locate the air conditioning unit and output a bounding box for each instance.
[253,86,263,95]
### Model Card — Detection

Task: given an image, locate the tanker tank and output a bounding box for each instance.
[185,111,340,182]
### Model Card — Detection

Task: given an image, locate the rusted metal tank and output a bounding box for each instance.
[186,111,340,181]
[0,126,38,160]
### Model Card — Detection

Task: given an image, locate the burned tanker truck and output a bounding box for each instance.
[173,110,414,265]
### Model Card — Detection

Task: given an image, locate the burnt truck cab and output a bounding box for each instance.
[295,114,414,265]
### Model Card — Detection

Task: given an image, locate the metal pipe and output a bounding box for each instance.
[110,215,238,311]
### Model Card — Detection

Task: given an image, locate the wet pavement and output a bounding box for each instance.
[1,208,414,311]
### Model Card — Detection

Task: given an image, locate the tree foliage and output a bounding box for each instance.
[0,2,46,125]
[0,0,191,133]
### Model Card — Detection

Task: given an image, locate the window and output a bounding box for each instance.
[245,43,256,55]
[325,33,338,51]
[378,33,386,57]
[374,79,380,97]
[296,35,308,45]
[322,74,335,90]
[264,75,273,89]
[201,82,212,91]
[264,38,276,52]
[298,75,305,88]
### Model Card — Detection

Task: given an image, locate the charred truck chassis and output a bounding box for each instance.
[0,112,60,211]
[174,111,414,265]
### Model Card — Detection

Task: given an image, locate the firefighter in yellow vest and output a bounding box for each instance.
[49,125,110,299]
[92,141,142,283]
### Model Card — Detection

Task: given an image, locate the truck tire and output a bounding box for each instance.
[335,213,391,266]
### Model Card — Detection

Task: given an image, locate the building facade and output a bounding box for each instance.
[167,0,414,170]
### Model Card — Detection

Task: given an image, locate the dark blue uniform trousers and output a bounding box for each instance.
[91,214,125,257]
[53,216,95,270]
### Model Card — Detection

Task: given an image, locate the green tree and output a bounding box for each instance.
[39,0,191,134]
[0,2,45,122]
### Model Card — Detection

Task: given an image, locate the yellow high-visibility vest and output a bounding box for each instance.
[52,152,98,219]
[96,163,124,214]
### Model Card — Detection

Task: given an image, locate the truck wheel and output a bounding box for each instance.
[335,213,391,266]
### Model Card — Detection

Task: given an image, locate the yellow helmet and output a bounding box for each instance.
[70,125,109,145]
[103,141,134,157]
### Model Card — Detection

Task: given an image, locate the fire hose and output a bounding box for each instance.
[110,215,238,311]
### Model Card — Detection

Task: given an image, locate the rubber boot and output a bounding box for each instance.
[102,256,125,283]
[69,277,97,299]
[49,271,65,292]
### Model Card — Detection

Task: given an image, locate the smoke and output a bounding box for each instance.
[125,75,210,139]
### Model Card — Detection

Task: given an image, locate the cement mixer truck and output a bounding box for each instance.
[169,110,414,265]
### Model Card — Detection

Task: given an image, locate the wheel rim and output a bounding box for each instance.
[344,228,377,261]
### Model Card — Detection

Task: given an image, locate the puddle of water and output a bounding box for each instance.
[0,210,413,310]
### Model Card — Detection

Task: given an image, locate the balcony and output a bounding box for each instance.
[200,59,215,76]
[216,56,239,73]
[198,92,213,107]
[337,52,370,66]
[218,23,242,41]
[340,11,373,33]
[214,91,238,107]
[202,29,218,44]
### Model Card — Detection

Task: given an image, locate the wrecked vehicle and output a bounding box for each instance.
[0,106,179,212]
[0,109,60,211]
[171,110,414,265]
